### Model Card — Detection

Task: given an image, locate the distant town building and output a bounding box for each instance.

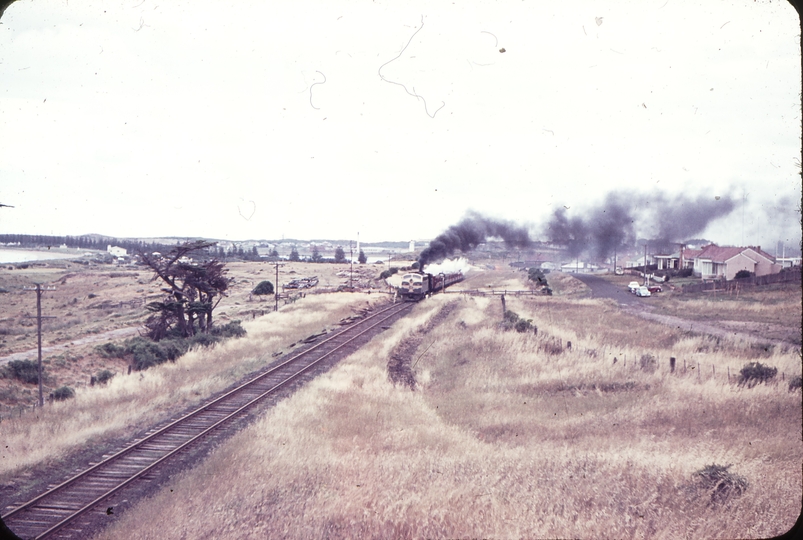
[409,240,415,253]
[107,245,127,258]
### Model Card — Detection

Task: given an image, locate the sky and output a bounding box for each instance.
[0,0,800,248]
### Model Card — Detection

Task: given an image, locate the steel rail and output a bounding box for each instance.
[3,300,412,539]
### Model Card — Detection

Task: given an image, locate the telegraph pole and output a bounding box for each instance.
[349,240,353,290]
[22,283,57,407]
[274,261,279,312]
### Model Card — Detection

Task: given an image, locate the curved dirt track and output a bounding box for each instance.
[573,274,800,349]
[0,327,142,366]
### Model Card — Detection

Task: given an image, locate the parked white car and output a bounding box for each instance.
[628,281,640,293]
[635,286,652,297]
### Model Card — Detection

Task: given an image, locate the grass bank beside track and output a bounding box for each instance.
[0,293,384,483]
[93,294,802,539]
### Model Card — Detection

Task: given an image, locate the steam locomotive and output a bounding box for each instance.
[398,271,464,301]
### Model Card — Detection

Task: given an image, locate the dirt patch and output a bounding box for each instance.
[627,307,801,350]
[387,301,458,389]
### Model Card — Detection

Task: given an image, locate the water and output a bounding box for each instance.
[0,248,84,264]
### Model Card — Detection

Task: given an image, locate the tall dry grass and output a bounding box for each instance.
[93,294,801,539]
[0,293,384,479]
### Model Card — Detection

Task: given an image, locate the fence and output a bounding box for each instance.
[608,353,798,387]
[445,289,542,297]
[0,401,42,423]
[681,269,801,294]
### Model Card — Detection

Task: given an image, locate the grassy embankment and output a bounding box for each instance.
[0,293,383,480]
[93,289,801,539]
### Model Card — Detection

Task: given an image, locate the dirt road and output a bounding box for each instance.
[0,326,142,366]
[573,274,799,349]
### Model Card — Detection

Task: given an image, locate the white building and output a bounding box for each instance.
[107,245,127,258]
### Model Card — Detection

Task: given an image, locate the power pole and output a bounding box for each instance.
[349,240,353,290]
[274,261,280,312]
[643,243,648,286]
[22,283,57,407]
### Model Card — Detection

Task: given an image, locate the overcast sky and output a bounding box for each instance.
[0,0,800,247]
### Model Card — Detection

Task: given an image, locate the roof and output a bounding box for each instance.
[683,248,703,259]
[695,245,774,264]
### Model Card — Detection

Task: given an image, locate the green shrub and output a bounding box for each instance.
[124,337,172,371]
[95,342,127,358]
[379,267,400,280]
[500,310,533,333]
[528,267,549,286]
[693,464,748,505]
[734,270,754,279]
[6,359,40,384]
[52,386,75,401]
[187,333,220,349]
[737,362,777,387]
[99,323,245,372]
[210,320,246,338]
[514,318,533,333]
[95,369,115,385]
[788,375,801,391]
[252,280,274,295]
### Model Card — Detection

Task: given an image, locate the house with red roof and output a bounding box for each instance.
[692,244,780,280]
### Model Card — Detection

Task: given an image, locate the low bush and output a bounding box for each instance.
[737,361,777,387]
[734,270,754,279]
[99,322,246,372]
[500,310,533,333]
[52,386,75,401]
[379,267,400,280]
[95,369,115,385]
[210,320,246,338]
[693,464,748,505]
[527,267,550,287]
[5,359,40,384]
[788,375,801,391]
[126,337,172,371]
[95,342,127,358]
[252,280,274,295]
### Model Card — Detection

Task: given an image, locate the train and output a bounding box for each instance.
[398,271,464,301]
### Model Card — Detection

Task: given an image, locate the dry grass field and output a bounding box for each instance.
[0,259,390,406]
[88,270,801,539]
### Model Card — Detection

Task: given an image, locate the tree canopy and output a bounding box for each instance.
[140,241,232,340]
[334,246,346,263]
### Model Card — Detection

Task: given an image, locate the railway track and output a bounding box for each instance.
[2,300,413,540]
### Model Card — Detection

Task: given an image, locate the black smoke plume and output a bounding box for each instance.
[546,191,736,259]
[418,212,532,267]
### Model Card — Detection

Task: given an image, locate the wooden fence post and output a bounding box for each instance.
[670,357,676,373]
